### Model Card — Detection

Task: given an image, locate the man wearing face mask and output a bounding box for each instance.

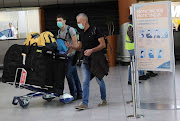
[56,14,82,100]
[66,13,109,110]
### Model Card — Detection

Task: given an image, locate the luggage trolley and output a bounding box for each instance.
[12,68,57,108]
[10,52,74,108]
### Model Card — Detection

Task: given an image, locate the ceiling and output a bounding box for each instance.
[0,0,179,10]
[138,0,180,2]
[0,0,117,8]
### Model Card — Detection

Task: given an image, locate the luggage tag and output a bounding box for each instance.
[19,68,27,87]
[22,53,26,65]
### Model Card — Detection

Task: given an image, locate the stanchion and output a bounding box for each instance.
[127,56,144,119]
[126,65,133,105]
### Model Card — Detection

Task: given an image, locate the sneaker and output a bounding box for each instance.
[75,102,88,110]
[59,93,74,103]
[98,100,107,107]
[128,81,132,85]
[146,72,158,77]
[43,93,56,99]
[128,81,141,85]
[139,75,149,80]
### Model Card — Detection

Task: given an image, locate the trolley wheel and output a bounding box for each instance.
[18,98,30,108]
[42,94,56,102]
[42,96,54,102]
[12,97,18,105]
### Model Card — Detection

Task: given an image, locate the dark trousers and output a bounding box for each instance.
[66,55,82,97]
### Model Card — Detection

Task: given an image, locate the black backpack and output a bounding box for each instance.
[102,35,112,54]
[92,27,112,54]
[2,44,24,83]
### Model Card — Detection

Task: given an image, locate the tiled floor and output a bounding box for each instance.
[1,62,180,121]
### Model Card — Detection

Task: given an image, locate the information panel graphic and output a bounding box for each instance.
[133,2,173,71]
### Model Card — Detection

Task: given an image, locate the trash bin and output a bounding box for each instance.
[117,22,130,63]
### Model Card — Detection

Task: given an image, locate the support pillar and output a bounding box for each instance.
[39,8,45,33]
[118,0,137,27]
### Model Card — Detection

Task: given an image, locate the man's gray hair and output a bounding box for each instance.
[76,13,88,21]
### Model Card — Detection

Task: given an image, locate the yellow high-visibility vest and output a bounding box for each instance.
[125,23,134,50]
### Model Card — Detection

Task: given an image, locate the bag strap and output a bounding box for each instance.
[65,26,71,40]
[48,34,53,43]
[58,26,71,41]
[31,42,38,46]
[104,36,112,54]
[58,29,61,36]
[43,33,46,43]
[43,32,53,43]
[93,27,112,54]
[93,26,96,35]
[27,42,38,55]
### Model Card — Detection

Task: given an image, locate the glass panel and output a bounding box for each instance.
[0,8,40,40]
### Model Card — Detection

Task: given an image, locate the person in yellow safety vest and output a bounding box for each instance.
[126,15,149,85]
[125,21,134,50]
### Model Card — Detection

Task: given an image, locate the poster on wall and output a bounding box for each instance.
[0,21,18,40]
[133,1,173,71]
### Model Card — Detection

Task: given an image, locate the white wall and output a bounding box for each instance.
[26,10,40,36]
[18,11,26,38]
[172,2,180,18]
